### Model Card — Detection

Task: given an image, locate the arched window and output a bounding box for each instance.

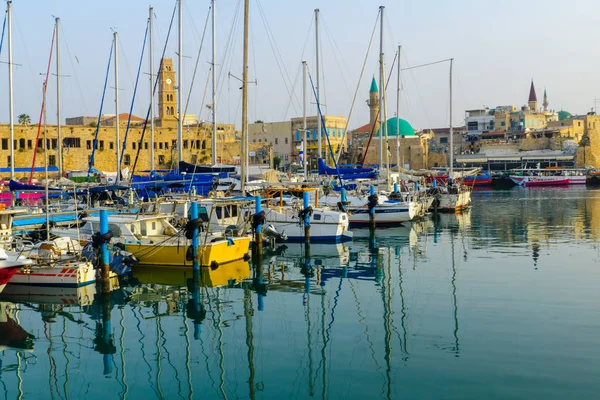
[166,107,171,115]
[171,107,175,115]
[201,140,206,150]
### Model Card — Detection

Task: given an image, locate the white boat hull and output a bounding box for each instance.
[264,206,352,242]
[10,261,97,287]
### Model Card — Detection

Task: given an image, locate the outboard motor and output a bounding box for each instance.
[262,223,287,246]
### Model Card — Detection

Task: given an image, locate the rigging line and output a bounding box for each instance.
[59,24,88,114]
[215,0,242,116]
[193,67,211,152]
[360,50,397,167]
[403,50,434,129]
[402,58,453,71]
[183,4,211,123]
[119,23,149,176]
[131,0,178,177]
[335,10,379,162]
[321,16,352,99]
[86,40,114,182]
[29,27,56,184]
[0,11,6,57]
[255,0,301,115]
[281,16,313,120]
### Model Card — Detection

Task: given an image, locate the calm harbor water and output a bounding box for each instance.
[2,187,600,399]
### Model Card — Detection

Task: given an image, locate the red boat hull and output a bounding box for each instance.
[525,178,570,187]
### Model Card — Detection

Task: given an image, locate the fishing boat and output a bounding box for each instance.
[261,187,352,242]
[509,168,586,186]
[52,213,250,268]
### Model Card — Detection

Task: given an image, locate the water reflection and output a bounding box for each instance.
[2,189,600,398]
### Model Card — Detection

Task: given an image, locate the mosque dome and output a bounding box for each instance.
[558,110,572,121]
[377,117,415,137]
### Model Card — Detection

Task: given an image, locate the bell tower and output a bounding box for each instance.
[158,58,176,123]
[367,77,380,135]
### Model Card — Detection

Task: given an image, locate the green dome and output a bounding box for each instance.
[558,110,572,121]
[377,117,415,137]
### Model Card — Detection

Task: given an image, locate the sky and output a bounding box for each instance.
[1,0,600,132]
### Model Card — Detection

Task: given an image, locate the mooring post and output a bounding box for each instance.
[393,183,399,194]
[369,185,376,231]
[191,201,199,272]
[254,196,263,261]
[303,191,310,243]
[100,209,110,294]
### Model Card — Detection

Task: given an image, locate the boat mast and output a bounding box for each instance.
[43,83,50,240]
[303,60,308,180]
[149,6,155,172]
[55,17,63,177]
[177,0,183,171]
[211,0,217,165]
[449,58,454,178]
[114,31,120,182]
[396,44,401,174]
[7,1,14,179]
[378,6,385,170]
[315,9,321,165]
[240,0,249,195]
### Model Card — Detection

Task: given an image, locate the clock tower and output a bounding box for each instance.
[158,58,176,123]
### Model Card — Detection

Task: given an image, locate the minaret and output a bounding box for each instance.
[528,80,538,111]
[367,77,380,135]
[543,88,548,112]
[158,58,177,125]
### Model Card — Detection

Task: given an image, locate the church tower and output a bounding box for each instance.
[528,80,538,111]
[158,58,177,124]
[367,77,380,135]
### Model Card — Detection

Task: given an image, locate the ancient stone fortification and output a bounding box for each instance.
[0,123,242,179]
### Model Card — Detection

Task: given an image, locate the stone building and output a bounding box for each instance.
[290,115,347,170]
[0,57,240,179]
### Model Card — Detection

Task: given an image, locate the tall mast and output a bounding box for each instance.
[7,1,14,179]
[303,60,308,180]
[396,44,401,173]
[240,0,249,195]
[177,0,183,170]
[114,31,120,182]
[149,6,155,172]
[55,17,62,177]
[449,58,454,177]
[211,0,217,165]
[378,6,385,169]
[314,9,321,164]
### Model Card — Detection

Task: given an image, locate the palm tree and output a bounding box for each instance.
[18,114,31,125]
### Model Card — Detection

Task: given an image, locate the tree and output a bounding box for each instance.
[18,114,31,125]
[273,155,281,170]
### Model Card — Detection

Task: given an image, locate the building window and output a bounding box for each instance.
[19,138,25,149]
[440,137,448,144]
[48,155,56,167]
[7,156,11,165]
[124,154,131,165]
[110,142,114,150]
[158,155,165,165]
[154,142,157,149]
[184,140,188,149]
[27,139,32,149]
[99,140,104,150]
[86,140,92,150]
[172,140,176,149]
[275,138,279,145]
[285,137,288,144]
[132,142,136,150]
[164,142,169,150]
[144,142,149,150]
[14,140,17,150]
[51,139,57,149]
[37,139,43,149]
[64,137,81,148]
[159,142,163,149]
[1,139,7,150]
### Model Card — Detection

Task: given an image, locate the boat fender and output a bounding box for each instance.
[185,218,204,240]
[251,211,266,232]
[164,227,176,236]
[243,253,251,261]
[337,201,348,213]
[297,206,313,221]
[210,260,219,270]
[186,245,194,261]
[367,194,378,210]
[91,231,114,249]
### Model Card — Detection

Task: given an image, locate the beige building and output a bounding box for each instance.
[248,121,292,166]
[0,57,241,179]
[290,115,347,169]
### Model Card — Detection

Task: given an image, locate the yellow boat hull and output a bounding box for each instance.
[133,260,251,287]
[125,236,251,267]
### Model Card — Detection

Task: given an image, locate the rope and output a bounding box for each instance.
[86,41,114,181]
[0,11,6,56]
[183,5,211,123]
[29,27,57,184]
[118,24,149,177]
[335,11,379,162]
[131,1,178,177]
